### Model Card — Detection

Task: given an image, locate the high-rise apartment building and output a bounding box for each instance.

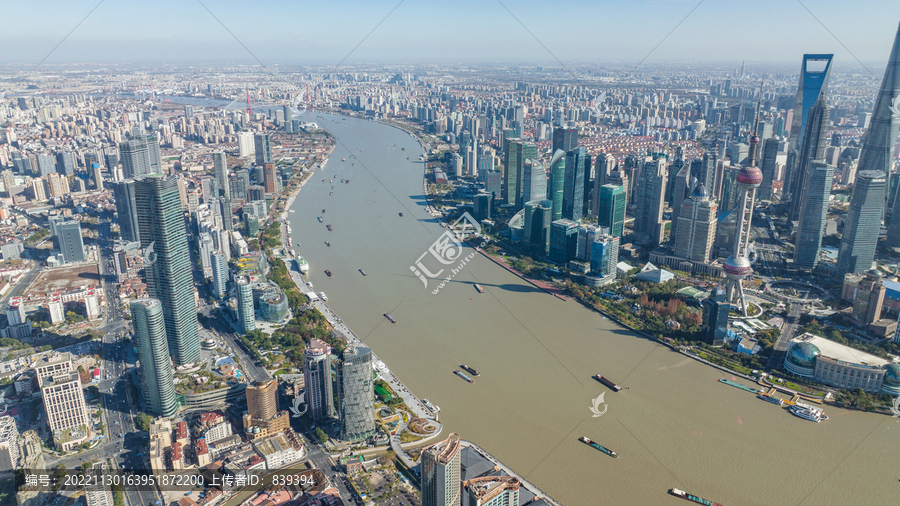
[132,299,177,417]
[0,415,19,471]
[338,346,375,441]
[238,132,256,158]
[120,135,161,179]
[837,171,886,276]
[55,219,86,264]
[35,353,91,451]
[263,163,282,194]
[254,133,272,166]
[236,276,255,334]
[213,152,229,199]
[674,185,718,263]
[135,175,200,365]
[421,433,461,506]
[303,338,334,421]
[793,161,834,270]
[243,379,289,440]
[211,251,228,299]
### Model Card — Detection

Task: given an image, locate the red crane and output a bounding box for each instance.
[246,86,252,115]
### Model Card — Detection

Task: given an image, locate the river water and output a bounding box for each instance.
[287,111,899,506]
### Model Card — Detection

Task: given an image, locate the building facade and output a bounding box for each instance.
[132,299,177,417]
[338,346,375,441]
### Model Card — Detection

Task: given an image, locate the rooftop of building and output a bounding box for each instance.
[790,333,889,367]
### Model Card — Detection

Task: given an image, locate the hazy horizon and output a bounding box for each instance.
[2,0,899,69]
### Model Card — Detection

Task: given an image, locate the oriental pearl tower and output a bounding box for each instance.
[724,86,764,317]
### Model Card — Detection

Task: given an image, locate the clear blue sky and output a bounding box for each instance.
[2,0,898,69]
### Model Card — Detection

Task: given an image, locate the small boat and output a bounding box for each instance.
[329,180,333,183]
[342,158,346,162]
[422,399,440,413]
[401,147,405,151]
[460,365,479,377]
[326,224,333,231]
[322,209,326,213]
[594,375,622,392]
[325,242,330,247]
[346,179,350,183]
[669,488,722,506]
[359,269,367,276]
[289,210,295,213]
[329,192,333,196]
[758,392,784,405]
[318,292,327,301]
[383,313,397,323]
[318,217,324,222]
[579,437,618,458]
[399,213,404,217]
[474,284,484,293]
[789,404,828,422]
[331,186,335,189]
[454,370,474,383]
[341,179,344,183]
[325,270,333,277]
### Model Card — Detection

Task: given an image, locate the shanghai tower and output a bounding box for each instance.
[135,174,200,365]
[872,23,900,246]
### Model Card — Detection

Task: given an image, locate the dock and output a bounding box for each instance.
[718,378,760,393]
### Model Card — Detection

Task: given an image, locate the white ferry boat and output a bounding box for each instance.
[318,292,328,301]
[296,256,309,274]
[422,399,440,413]
[789,404,828,422]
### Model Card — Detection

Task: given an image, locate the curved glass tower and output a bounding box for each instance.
[135,175,200,365]
[131,298,177,417]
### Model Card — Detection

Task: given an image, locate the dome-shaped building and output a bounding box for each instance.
[784,341,821,377]
[881,363,900,396]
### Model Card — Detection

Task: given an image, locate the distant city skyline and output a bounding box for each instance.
[2,0,899,67]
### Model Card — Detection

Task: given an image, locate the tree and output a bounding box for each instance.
[315,427,328,445]
[134,412,152,431]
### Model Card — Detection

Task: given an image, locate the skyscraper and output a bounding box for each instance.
[674,185,718,263]
[522,159,546,204]
[591,153,616,217]
[523,200,552,254]
[793,161,834,270]
[338,346,375,441]
[758,138,780,200]
[243,379,290,440]
[113,180,141,243]
[669,164,692,244]
[867,24,900,244]
[724,99,764,317]
[549,219,579,264]
[596,184,626,239]
[213,152,229,199]
[547,149,566,221]
[236,276,255,334]
[263,163,282,194]
[552,127,577,153]
[55,219,85,264]
[852,269,886,326]
[789,99,830,221]
[120,137,158,179]
[254,133,272,166]
[56,151,75,176]
[837,170,887,276]
[211,251,228,299]
[785,54,833,206]
[504,139,537,209]
[0,415,20,471]
[701,286,729,346]
[131,299,177,417]
[562,147,586,222]
[35,353,91,451]
[135,175,200,365]
[303,338,334,421]
[635,155,668,248]
[422,433,461,506]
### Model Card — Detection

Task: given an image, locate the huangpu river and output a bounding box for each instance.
[288,110,899,506]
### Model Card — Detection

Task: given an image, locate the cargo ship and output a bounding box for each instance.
[454,370,474,383]
[326,224,333,231]
[359,269,367,276]
[789,404,828,422]
[594,375,622,392]
[669,488,721,506]
[578,437,618,458]
[325,270,333,277]
[383,313,397,324]
[460,365,479,377]
[474,284,484,293]
[758,392,784,405]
